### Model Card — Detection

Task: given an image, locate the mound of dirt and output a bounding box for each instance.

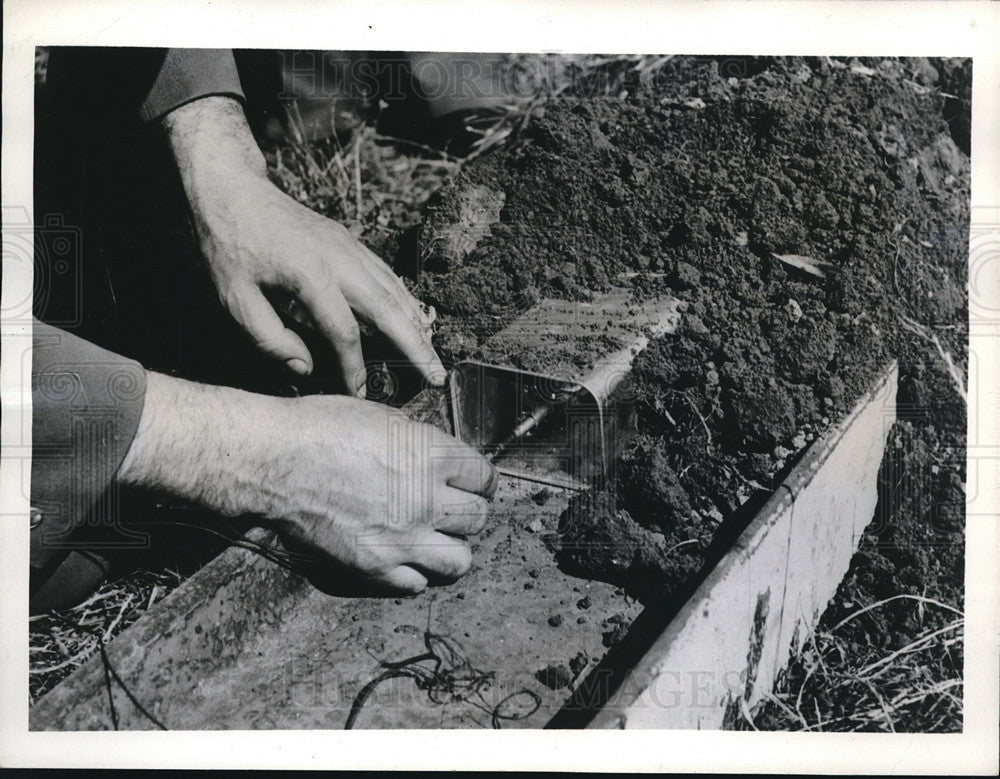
[409,56,968,692]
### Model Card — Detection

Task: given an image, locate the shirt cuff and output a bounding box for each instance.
[139,48,246,121]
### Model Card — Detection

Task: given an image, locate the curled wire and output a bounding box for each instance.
[346,630,541,729]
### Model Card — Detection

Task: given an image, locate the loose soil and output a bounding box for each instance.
[407,56,968,728]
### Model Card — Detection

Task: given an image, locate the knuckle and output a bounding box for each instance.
[334,319,362,348]
[352,540,388,576]
[327,220,350,241]
[366,293,395,325]
[250,332,279,354]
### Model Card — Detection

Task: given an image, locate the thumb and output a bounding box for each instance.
[226,281,313,375]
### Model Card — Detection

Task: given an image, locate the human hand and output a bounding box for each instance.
[119,372,498,595]
[267,393,498,594]
[163,96,443,396]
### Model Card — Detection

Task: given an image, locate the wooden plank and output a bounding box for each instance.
[587,363,897,729]
[30,386,643,730]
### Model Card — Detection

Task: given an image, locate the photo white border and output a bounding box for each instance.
[2,0,998,772]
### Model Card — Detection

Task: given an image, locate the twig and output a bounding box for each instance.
[856,621,964,680]
[827,594,962,633]
[354,139,363,219]
[685,392,712,446]
[899,314,967,403]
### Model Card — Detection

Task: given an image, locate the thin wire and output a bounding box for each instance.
[51,612,168,731]
[345,630,541,729]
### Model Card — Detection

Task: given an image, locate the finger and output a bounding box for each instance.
[365,295,447,387]
[299,286,368,397]
[434,488,489,536]
[358,249,439,347]
[371,564,429,595]
[442,446,499,498]
[403,530,473,582]
[360,244,428,321]
[227,281,313,375]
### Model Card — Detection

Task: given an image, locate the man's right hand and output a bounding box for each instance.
[117,372,497,595]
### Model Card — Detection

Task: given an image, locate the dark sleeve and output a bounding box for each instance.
[30,320,147,569]
[139,48,246,121]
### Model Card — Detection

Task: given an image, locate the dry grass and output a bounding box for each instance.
[268,121,461,241]
[29,568,183,703]
[266,53,670,233]
[739,595,964,732]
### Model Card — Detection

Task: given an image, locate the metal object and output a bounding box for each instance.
[449,290,683,489]
[450,362,618,489]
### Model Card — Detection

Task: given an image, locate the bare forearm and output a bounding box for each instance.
[115,371,496,595]
[117,371,285,519]
[161,95,267,194]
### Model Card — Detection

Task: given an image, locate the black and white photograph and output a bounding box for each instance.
[2,0,998,772]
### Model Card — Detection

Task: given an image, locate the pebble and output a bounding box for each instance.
[785,298,804,322]
[548,614,564,627]
[531,489,552,506]
[536,664,572,690]
[602,625,627,647]
[673,261,701,289]
[576,596,592,610]
[527,519,544,533]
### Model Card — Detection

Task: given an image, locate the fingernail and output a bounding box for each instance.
[286,358,310,376]
[354,367,369,399]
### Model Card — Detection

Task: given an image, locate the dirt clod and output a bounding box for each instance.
[536,663,572,690]
[531,489,553,506]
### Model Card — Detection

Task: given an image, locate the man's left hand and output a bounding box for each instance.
[163,96,443,396]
